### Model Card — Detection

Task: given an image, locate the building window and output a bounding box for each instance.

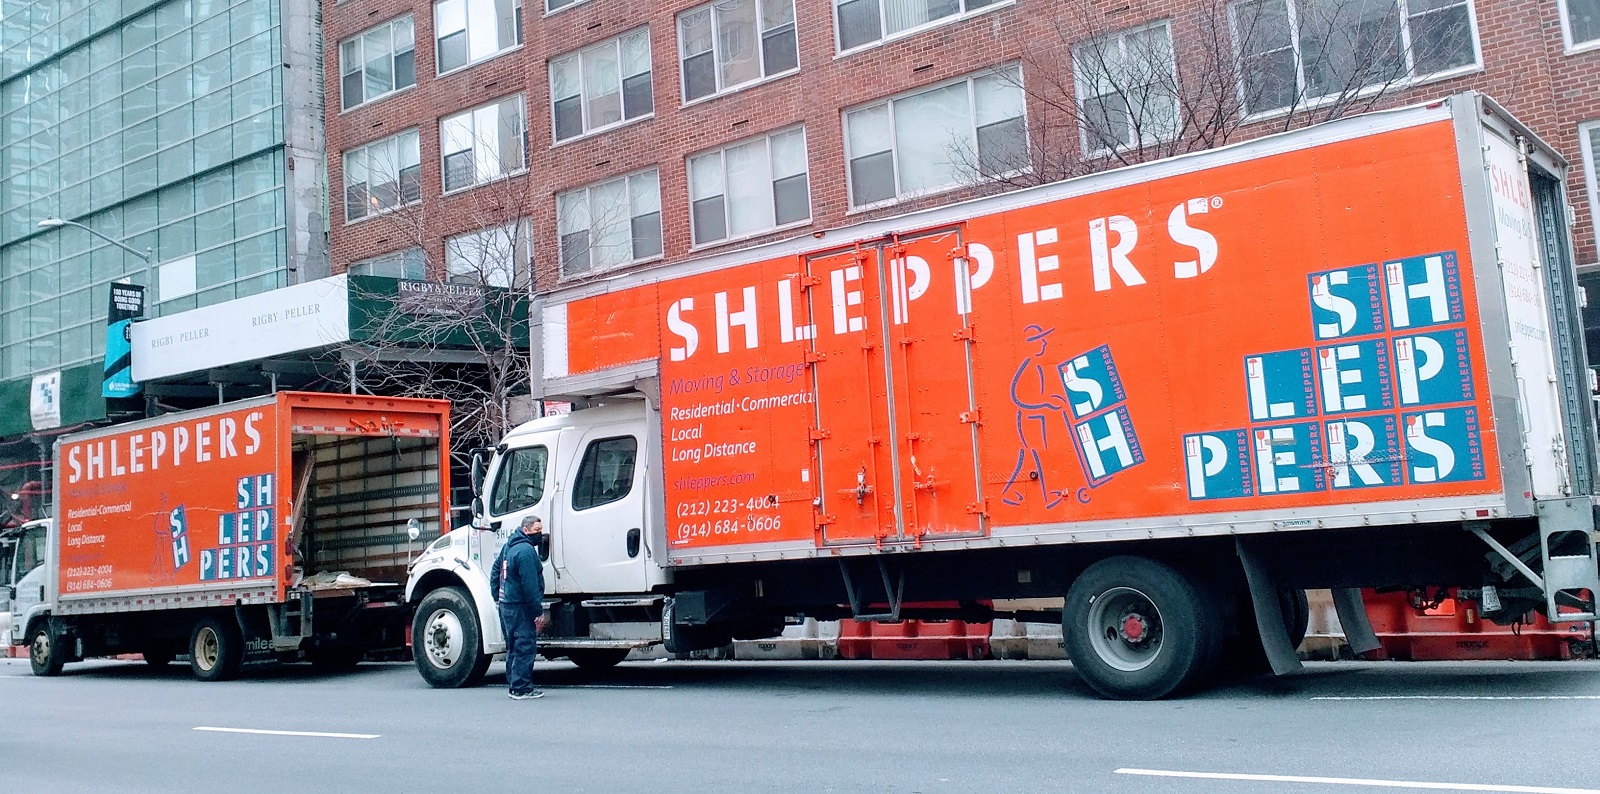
[1074,22,1179,155]
[441,95,527,192]
[557,169,662,276]
[1582,121,1600,243]
[340,17,417,110]
[678,0,799,103]
[1560,0,1600,49]
[689,127,809,245]
[546,0,588,12]
[843,65,1026,208]
[349,247,426,279]
[446,219,532,287]
[344,129,422,223]
[435,0,523,75]
[550,29,654,142]
[835,0,1007,53]
[1231,0,1479,117]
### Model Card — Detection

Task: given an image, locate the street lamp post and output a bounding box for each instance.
[37,217,156,305]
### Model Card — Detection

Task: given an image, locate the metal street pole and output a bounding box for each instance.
[37,217,156,304]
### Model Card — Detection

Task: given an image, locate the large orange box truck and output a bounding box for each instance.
[405,93,1600,699]
[12,392,451,680]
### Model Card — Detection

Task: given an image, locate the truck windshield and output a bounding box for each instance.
[490,446,548,516]
[4,528,45,586]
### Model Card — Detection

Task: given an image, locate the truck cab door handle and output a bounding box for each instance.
[626,528,641,558]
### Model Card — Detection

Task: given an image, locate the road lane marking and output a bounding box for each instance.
[1114,768,1600,793]
[1312,695,1600,701]
[194,726,379,739]
[541,684,673,690]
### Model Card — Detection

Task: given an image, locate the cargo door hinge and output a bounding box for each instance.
[953,325,976,342]
[959,408,983,425]
[966,499,989,516]
[804,350,826,364]
[799,274,822,289]
[809,427,832,442]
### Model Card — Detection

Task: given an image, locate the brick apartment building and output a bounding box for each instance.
[320,0,1600,300]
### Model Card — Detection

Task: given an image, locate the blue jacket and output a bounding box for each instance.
[490,531,545,615]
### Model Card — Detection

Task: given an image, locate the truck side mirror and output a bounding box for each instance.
[471,497,487,530]
[406,518,422,541]
[469,448,491,496]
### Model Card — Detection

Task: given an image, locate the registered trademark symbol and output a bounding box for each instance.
[1210,196,1224,209]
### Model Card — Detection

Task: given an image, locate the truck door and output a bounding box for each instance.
[805,229,988,545]
[557,428,649,594]
[481,438,556,596]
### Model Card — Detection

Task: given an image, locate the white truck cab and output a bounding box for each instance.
[4,520,50,658]
[406,401,673,687]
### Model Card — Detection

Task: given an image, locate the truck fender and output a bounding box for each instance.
[409,565,505,655]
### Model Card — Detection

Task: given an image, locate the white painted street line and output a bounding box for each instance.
[1312,695,1600,701]
[1114,768,1600,793]
[194,726,379,739]
[542,684,674,690]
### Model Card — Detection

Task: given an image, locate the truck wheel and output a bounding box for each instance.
[1063,556,1222,700]
[1219,589,1311,676]
[189,617,243,682]
[143,646,175,668]
[308,646,365,671]
[413,587,491,688]
[28,623,64,677]
[566,649,629,672]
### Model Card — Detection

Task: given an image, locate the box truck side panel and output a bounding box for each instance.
[551,110,1522,559]
[56,398,285,602]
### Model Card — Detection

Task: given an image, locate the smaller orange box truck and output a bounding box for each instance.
[11,391,451,680]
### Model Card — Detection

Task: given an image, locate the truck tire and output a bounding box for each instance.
[566,648,629,672]
[28,623,64,677]
[308,645,365,671]
[189,616,243,682]
[413,587,491,688]
[1063,556,1222,700]
[1218,589,1311,676]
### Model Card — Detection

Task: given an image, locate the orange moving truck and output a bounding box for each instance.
[14,392,451,680]
[405,93,1600,699]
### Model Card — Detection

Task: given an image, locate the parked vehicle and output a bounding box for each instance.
[407,93,1600,699]
[13,392,451,680]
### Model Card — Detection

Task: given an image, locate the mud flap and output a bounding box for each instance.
[1236,539,1302,676]
[1331,588,1383,656]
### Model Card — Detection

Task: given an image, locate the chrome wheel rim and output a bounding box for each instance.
[423,608,464,669]
[30,631,49,666]
[1086,586,1163,672]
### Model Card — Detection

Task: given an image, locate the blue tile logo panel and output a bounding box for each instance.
[1183,429,1254,500]
[1245,349,1317,422]
[1315,339,1393,415]
[1403,406,1486,484]
[1325,415,1403,489]
[1393,327,1474,407]
[1309,263,1386,340]
[1057,344,1127,420]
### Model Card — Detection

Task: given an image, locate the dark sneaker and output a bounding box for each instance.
[509,690,544,700]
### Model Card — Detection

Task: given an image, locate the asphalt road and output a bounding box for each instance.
[6,656,1600,793]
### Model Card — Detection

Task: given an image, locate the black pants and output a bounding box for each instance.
[499,601,539,694]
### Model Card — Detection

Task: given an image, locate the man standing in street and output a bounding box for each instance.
[491,515,548,700]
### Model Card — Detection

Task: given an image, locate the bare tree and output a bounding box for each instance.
[335,127,538,466]
[957,0,1477,186]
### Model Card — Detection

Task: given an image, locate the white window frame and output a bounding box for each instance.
[445,219,533,288]
[339,16,417,111]
[556,168,663,278]
[1073,21,1180,157]
[434,0,524,77]
[1228,0,1484,119]
[1558,0,1600,52]
[439,94,528,194]
[677,0,800,105]
[343,129,422,224]
[549,28,655,144]
[348,247,426,280]
[841,65,1027,211]
[544,0,590,15]
[687,126,811,247]
[1582,121,1600,259]
[833,0,1013,55]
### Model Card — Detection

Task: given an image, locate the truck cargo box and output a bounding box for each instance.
[52,392,451,614]
[535,93,1596,568]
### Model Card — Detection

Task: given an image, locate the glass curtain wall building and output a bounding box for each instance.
[0,0,327,386]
